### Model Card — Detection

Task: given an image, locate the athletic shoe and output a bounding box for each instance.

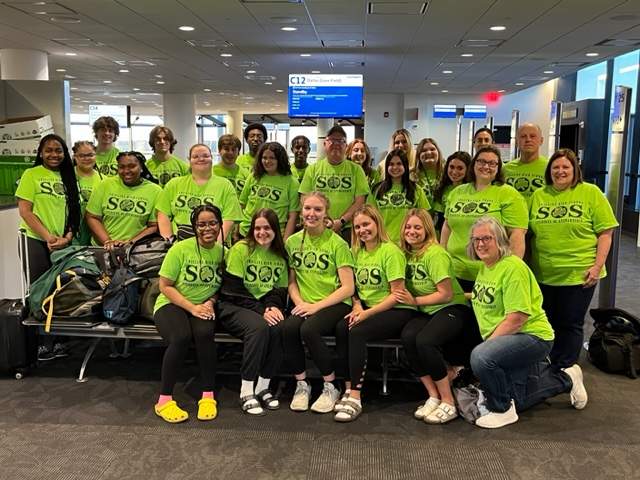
[290,381,311,411]
[475,400,519,429]
[37,346,55,362]
[562,364,588,410]
[414,397,441,420]
[310,382,340,413]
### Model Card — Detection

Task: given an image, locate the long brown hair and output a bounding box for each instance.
[245,208,287,260]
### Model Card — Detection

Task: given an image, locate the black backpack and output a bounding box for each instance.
[588,308,640,379]
[126,235,170,278]
[102,251,142,325]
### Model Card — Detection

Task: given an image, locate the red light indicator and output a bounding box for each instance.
[484,91,501,103]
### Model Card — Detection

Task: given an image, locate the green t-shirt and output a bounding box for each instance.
[472,255,554,341]
[213,163,250,197]
[156,175,242,235]
[146,154,188,188]
[368,168,381,189]
[299,158,370,221]
[354,241,414,310]
[95,147,120,177]
[154,237,223,313]
[15,165,68,241]
[529,182,618,286]
[75,171,102,245]
[368,184,431,244]
[445,183,528,281]
[432,184,455,214]
[225,240,288,300]
[416,169,441,207]
[406,244,468,314]
[286,228,354,305]
[503,156,548,205]
[85,176,161,243]
[236,153,256,170]
[290,163,308,183]
[239,174,300,236]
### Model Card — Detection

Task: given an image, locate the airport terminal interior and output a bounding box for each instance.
[2,1,640,478]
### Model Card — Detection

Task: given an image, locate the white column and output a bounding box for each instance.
[0,49,49,80]
[364,94,403,166]
[227,110,244,140]
[163,93,196,160]
[316,118,334,159]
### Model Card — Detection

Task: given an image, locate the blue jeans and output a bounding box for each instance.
[470,334,572,412]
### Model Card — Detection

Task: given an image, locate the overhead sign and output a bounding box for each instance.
[288,74,363,118]
[88,104,130,128]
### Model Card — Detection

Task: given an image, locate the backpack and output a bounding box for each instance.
[126,235,170,278]
[102,252,142,325]
[588,308,640,379]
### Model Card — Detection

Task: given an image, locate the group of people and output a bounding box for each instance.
[15,115,618,429]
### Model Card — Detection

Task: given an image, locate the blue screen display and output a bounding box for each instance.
[463,104,487,119]
[288,74,363,118]
[433,104,457,118]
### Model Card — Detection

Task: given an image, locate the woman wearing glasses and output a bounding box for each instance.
[157,144,242,242]
[72,141,102,245]
[153,205,224,423]
[85,151,161,249]
[440,146,528,292]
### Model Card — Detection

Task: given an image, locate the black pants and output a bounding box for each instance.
[217,301,283,381]
[281,303,351,377]
[401,304,480,381]
[154,303,217,395]
[540,283,596,368]
[336,307,414,391]
[457,278,475,294]
[26,237,52,283]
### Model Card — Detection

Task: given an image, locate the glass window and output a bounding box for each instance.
[611,50,639,115]
[576,61,607,101]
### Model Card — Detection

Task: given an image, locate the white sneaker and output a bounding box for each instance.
[290,381,312,412]
[562,364,588,410]
[414,397,440,420]
[311,382,341,413]
[475,400,519,429]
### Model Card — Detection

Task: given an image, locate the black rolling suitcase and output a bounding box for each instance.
[0,299,35,378]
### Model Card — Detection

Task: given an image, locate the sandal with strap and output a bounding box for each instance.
[197,398,218,421]
[240,395,266,416]
[333,399,362,423]
[256,389,280,410]
[333,393,351,413]
[424,402,458,424]
[155,400,189,424]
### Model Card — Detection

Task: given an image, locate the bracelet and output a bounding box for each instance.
[339,217,347,226]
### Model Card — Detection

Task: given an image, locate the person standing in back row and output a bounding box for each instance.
[290,135,311,183]
[237,123,267,170]
[503,123,547,205]
[146,126,188,187]
[93,116,120,177]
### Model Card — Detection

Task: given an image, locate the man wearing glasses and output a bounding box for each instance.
[299,125,370,240]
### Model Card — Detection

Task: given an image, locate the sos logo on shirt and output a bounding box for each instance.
[290,250,331,271]
[507,176,545,193]
[245,264,284,284]
[534,202,583,221]
[449,201,491,215]
[184,263,221,285]
[250,184,283,202]
[39,180,66,197]
[98,164,118,176]
[314,175,353,191]
[105,196,150,214]
[159,171,181,187]
[406,262,428,281]
[174,194,218,210]
[471,283,496,305]
[378,191,412,208]
[355,266,383,286]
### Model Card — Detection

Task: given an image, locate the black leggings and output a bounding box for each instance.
[401,304,480,381]
[281,303,351,377]
[217,301,283,381]
[26,237,52,283]
[154,303,217,395]
[336,307,414,391]
[456,278,475,294]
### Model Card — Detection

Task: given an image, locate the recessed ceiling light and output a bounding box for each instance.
[70,87,78,90]
[64,74,75,79]
[179,26,195,31]
[220,53,233,57]
[460,53,474,57]
[311,70,321,73]
[276,89,284,93]
[586,52,599,57]
[119,69,129,73]
[490,25,506,31]
[55,68,66,72]
[264,82,272,85]
[133,88,140,91]
[246,70,256,74]
[429,82,439,86]
[204,88,211,92]
[441,90,449,93]
[515,82,524,86]
[64,52,77,56]
[498,89,506,93]
[156,80,165,84]
[204,102,210,106]
[281,26,297,32]
[543,70,554,74]
[442,70,453,74]
[274,104,281,107]
[154,74,163,78]
[300,53,311,57]
[103,80,112,84]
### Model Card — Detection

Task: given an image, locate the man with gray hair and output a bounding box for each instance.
[503,123,548,205]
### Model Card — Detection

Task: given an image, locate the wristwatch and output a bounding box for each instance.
[339,217,346,226]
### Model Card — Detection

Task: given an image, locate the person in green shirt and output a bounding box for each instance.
[282,192,355,413]
[213,134,250,197]
[395,208,480,424]
[368,149,430,244]
[153,204,223,424]
[92,116,120,177]
[346,138,380,188]
[432,151,471,231]
[529,148,618,368]
[16,134,82,282]
[85,151,161,249]
[333,205,415,422]
[503,123,548,204]
[239,142,299,240]
[237,123,267,170]
[467,216,587,429]
[72,141,102,245]
[412,137,443,206]
[472,127,494,155]
[290,135,311,183]
[217,208,288,416]
[156,143,242,242]
[441,145,528,292]
[299,125,370,240]
[146,126,188,187]
[378,128,416,179]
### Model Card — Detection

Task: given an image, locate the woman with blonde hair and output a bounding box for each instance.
[346,138,380,187]
[378,128,416,178]
[413,138,443,205]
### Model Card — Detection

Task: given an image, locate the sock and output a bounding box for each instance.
[350,396,362,406]
[331,379,341,391]
[202,391,214,400]
[256,376,270,393]
[240,379,254,398]
[157,394,172,406]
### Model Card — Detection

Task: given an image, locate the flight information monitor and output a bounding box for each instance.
[433,104,457,118]
[463,104,487,119]
[288,74,363,118]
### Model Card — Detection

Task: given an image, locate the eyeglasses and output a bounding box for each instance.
[476,159,499,168]
[326,137,346,145]
[196,221,219,230]
[191,154,212,160]
[471,235,494,245]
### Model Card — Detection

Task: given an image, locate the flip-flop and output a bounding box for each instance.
[155,400,188,423]
[198,398,218,421]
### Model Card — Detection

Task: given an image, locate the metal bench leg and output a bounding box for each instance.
[76,338,102,383]
[380,347,390,396]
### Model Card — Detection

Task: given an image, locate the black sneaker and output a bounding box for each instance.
[52,343,70,359]
[37,346,56,362]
